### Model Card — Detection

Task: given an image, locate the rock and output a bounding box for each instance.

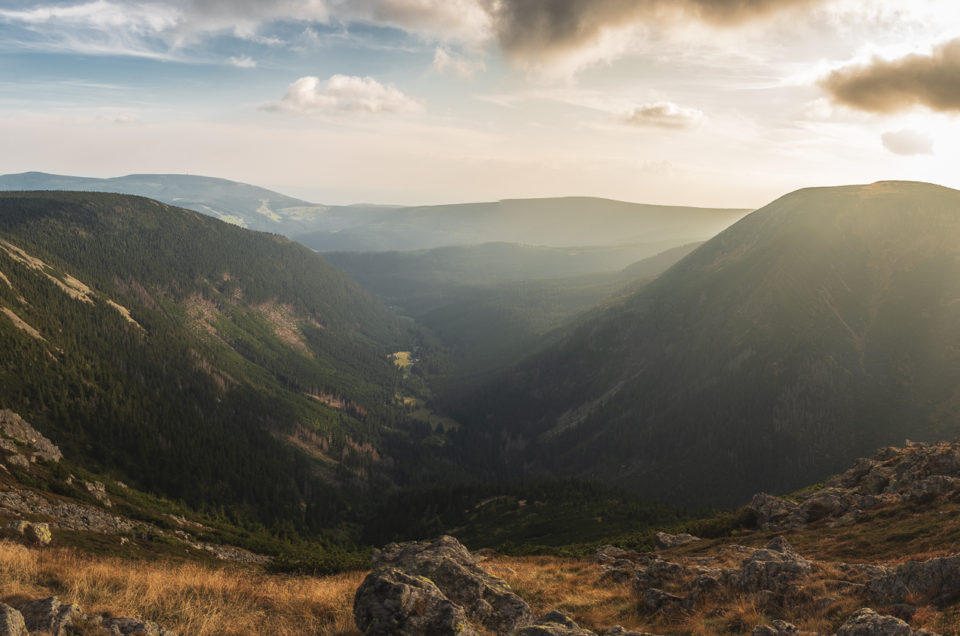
[654,532,701,549]
[836,608,939,635]
[0,604,27,636]
[733,537,811,595]
[354,568,476,636]
[8,520,52,546]
[0,410,62,462]
[595,545,650,583]
[354,536,533,635]
[604,628,663,636]
[84,480,112,507]
[867,555,960,605]
[751,620,800,635]
[642,588,686,613]
[18,597,79,635]
[906,476,960,503]
[513,611,596,636]
[101,616,177,635]
[800,488,853,521]
[749,493,800,528]
[4,454,28,469]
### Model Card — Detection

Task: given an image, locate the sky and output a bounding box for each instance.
[1,0,960,207]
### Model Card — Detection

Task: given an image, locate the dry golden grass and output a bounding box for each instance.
[0,540,364,635]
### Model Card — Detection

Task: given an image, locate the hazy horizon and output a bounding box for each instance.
[1,1,958,207]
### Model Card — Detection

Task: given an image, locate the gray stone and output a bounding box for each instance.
[354,536,533,635]
[0,604,27,636]
[4,454,28,469]
[101,616,177,635]
[642,588,685,613]
[654,532,701,549]
[867,555,960,605]
[18,597,79,636]
[836,608,939,636]
[751,620,800,636]
[513,611,595,636]
[354,568,476,636]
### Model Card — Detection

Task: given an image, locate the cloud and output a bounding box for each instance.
[881,129,933,156]
[228,55,257,68]
[484,0,827,66]
[262,75,422,115]
[821,38,960,113]
[623,102,703,129]
[431,47,485,77]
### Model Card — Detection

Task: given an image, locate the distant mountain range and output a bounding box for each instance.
[455,181,960,509]
[0,172,751,252]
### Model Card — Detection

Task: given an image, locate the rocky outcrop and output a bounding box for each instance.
[0,488,133,534]
[866,555,960,606]
[751,620,800,635]
[751,441,960,531]
[0,596,176,636]
[354,536,534,635]
[835,608,938,636]
[0,410,62,463]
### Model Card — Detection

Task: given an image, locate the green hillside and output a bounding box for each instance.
[456,181,960,509]
[0,191,408,532]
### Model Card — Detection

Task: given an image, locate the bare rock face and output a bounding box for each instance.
[750,493,801,529]
[866,555,960,606]
[0,603,27,636]
[0,410,62,463]
[836,608,939,636]
[514,611,596,636]
[354,536,534,636]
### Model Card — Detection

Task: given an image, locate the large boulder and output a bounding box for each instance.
[749,493,800,529]
[732,537,811,595]
[654,532,700,549]
[836,608,939,636]
[354,536,533,635]
[17,597,79,636]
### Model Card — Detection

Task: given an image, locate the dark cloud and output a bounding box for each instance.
[821,39,960,113]
[881,129,934,156]
[484,0,826,62]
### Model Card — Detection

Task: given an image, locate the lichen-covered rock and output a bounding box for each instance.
[84,480,112,507]
[866,555,960,605]
[0,410,62,462]
[836,608,939,635]
[654,532,701,549]
[354,536,532,635]
[0,603,27,636]
[354,568,476,636]
[513,611,595,635]
[595,545,651,583]
[8,520,52,546]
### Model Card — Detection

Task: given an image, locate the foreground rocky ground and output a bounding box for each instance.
[352,441,960,635]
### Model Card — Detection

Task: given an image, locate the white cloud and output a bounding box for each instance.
[262,75,422,115]
[228,55,257,68]
[431,47,485,77]
[881,129,933,155]
[623,102,703,129]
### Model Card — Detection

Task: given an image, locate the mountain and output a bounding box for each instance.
[295,197,751,252]
[456,181,960,509]
[0,171,350,234]
[0,190,411,532]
